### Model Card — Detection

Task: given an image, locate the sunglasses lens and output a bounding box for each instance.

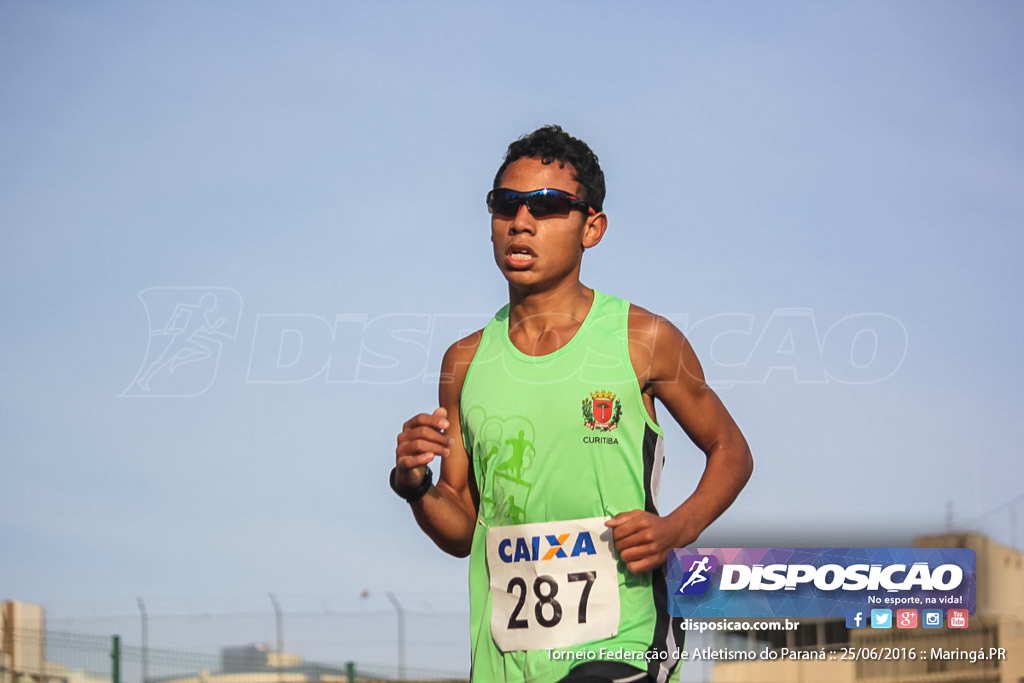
[527,194,572,217]
[488,190,518,216]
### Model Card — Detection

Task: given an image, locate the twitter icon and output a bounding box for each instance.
[871,609,893,629]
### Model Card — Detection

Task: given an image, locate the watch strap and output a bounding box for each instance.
[389,466,433,503]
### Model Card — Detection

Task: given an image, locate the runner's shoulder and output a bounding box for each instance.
[443,329,483,364]
[439,329,484,389]
[626,302,693,387]
[627,302,685,347]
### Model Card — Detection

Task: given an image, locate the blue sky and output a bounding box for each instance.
[2,1,1023,676]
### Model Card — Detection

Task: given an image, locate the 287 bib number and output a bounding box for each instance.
[486,518,619,652]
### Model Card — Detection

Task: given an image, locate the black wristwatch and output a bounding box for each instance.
[389,466,433,504]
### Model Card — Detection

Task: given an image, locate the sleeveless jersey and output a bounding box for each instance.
[460,291,684,683]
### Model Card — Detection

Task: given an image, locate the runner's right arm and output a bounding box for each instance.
[393,335,481,557]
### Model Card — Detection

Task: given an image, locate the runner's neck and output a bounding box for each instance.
[506,284,596,357]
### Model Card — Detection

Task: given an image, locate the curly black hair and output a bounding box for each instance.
[493,125,606,212]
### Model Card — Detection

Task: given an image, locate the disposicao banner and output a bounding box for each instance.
[667,547,976,618]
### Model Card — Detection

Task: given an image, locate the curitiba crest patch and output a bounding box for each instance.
[582,390,622,431]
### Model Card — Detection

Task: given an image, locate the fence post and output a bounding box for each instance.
[111,635,121,683]
[345,662,355,683]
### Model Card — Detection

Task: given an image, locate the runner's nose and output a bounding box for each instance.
[509,202,537,234]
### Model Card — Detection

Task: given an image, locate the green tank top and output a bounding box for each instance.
[461,291,683,683]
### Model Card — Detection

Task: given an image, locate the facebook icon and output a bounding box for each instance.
[846,609,867,629]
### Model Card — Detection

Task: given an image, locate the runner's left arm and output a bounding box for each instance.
[607,308,752,574]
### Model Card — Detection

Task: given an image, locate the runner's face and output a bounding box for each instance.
[490,157,602,292]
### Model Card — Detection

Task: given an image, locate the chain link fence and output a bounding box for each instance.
[2,616,469,683]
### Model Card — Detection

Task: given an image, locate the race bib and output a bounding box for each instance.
[486,517,620,652]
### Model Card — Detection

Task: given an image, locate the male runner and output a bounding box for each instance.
[391,125,752,683]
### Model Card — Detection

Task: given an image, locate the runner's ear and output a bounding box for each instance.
[582,212,607,250]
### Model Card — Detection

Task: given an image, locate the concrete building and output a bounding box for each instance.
[711,533,1024,683]
[0,601,73,683]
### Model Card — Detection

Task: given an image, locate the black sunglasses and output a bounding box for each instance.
[486,188,596,218]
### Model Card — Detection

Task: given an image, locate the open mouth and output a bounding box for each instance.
[505,244,536,266]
